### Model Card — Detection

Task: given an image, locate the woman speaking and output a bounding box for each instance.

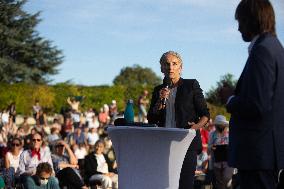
[148,51,210,189]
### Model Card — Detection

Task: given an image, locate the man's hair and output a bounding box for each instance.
[235,0,276,35]
[32,131,43,140]
[159,51,183,65]
[36,162,53,175]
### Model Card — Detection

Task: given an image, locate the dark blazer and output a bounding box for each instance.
[147,78,210,151]
[84,152,116,182]
[226,33,284,170]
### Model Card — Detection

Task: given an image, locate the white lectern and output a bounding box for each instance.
[107,126,196,189]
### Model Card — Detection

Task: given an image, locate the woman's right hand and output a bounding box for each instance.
[153,87,171,112]
[159,87,170,100]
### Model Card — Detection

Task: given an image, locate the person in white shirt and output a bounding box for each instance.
[85,108,95,126]
[1,109,9,126]
[72,143,88,160]
[3,137,23,188]
[87,127,99,150]
[17,132,55,186]
[5,138,22,171]
[88,115,100,129]
[84,140,118,189]
[33,100,41,120]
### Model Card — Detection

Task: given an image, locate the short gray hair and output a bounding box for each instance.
[159,51,183,65]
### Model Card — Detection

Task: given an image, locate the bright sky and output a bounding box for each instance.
[24,0,284,92]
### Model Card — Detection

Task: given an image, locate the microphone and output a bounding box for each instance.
[162,76,172,106]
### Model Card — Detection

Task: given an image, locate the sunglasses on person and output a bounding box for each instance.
[39,176,50,180]
[32,138,42,142]
[12,143,20,147]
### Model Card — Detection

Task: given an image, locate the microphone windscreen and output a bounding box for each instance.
[163,76,172,87]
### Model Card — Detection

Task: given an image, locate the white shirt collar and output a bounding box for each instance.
[248,35,260,54]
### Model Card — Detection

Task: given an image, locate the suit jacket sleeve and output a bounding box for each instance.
[227,45,276,118]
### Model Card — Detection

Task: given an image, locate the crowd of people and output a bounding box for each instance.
[194,115,235,189]
[0,98,123,189]
[0,95,238,189]
[1,1,284,188]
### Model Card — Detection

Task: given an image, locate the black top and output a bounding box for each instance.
[147,78,210,151]
[84,152,116,182]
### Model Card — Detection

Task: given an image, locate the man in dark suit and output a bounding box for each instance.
[148,51,210,189]
[226,0,284,188]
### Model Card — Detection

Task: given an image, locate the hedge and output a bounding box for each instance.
[0,83,228,119]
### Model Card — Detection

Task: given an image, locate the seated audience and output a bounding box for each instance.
[3,137,23,188]
[47,128,61,146]
[51,118,62,132]
[61,116,73,139]
[25,162,60,189]
[51,140,87,189]
[17,132,53,177]
[88,115,100,129]
[84,140,118,189]
[72,143,88,163]
[68,128,86,146]
[87,126,99,151]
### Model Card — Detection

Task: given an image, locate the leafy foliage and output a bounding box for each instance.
[0,0,63,84]
[113,64,162,87]
[207,103,231,121]
[0,82,232,120]
[206,73,237,106]
[113,64,160,113]
[0,83,154,115]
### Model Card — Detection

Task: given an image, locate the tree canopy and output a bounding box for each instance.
[0,0,63,84]
[113,64,162,87]
[206,73,237,106]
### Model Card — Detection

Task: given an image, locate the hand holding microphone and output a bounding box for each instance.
[157,76,172,110]
[153,87,170,112]
[160,87,170,106]
[153,76,172,112]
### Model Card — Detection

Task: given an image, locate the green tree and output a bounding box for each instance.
[113,64,161,87]
[207,103,230,120]
[206,73,237,106]
[0,0,63,84]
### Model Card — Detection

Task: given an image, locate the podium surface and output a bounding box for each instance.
[107,126,196,189]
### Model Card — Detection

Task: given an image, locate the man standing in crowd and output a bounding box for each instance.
[138,90,149,123]
[226,0,284,188]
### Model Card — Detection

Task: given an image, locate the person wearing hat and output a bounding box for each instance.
[208,115,234,189]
